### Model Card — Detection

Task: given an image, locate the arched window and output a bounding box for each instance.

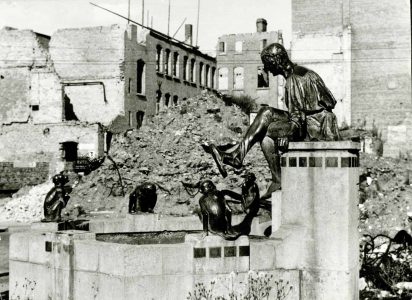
[183,56,189,80]
[173,95,178,106]
[205,65,210,88]
[233,67,244,90]
[211,67,216,89]
[156,45,163,72]
[136,59,145,94]
[165,93,171,107]
[218,67,228,90]
[165,49,171,75]
[199,62,204,86]
[190,59,196,83]
[173,52,180,77]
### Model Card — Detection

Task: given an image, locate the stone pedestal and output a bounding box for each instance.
[272,141,360,300]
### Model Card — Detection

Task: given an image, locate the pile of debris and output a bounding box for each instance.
[64,93,271,218]
[0,182,53,223]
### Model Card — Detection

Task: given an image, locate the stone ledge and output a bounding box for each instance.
[288,141,361,151]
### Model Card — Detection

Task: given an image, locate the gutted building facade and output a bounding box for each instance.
[0,24,216,190]
[216,19,284,108]
[291,0,411,156]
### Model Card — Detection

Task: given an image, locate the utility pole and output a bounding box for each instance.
[142,0,144,26]
[127,0,131,23]
[167,0,171,36]
[147,10,149,27]
[196,0,200,46]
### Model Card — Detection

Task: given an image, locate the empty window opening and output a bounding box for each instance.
[260,39,267,52]
[136,111,144,129]
[218,67,228,90]
[165,93,171,107]
[183,56,188,80]
[173,52,180,77]
[31,105,39,111]
[233,67,244,90]
[235,41,243,53]
[61,141,78,162]
[129,111,133,126]
[156,90,162,114]
[199,62,204,86]
[219,41,226,53]
[165,49,171,75]
[211,67,216,89]
[257,66,269,88]
[173,95,178,106]
[190,59,196,82]
[156,45,163,72]
[63,94,79,121]
[205,65,210,88]
[136,59,146,94]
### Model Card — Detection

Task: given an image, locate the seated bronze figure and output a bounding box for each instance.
[202,43,341,199]
[42,173,72,222]
[183,173,265,240]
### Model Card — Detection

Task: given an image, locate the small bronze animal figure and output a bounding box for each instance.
[182,180,232,237]
[42,173,72,222]
[129,182,157,214]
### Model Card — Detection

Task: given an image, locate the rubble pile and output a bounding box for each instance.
[359,153,412,237]
[0,182,53,223]
[65,93,271,218]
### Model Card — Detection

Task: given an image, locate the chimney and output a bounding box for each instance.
[185,24,193,45]
[256,18,267,33]
[278,30,283,45]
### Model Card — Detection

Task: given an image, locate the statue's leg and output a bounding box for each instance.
[260,137,281,200]
[205,107,278,177]
[260,110,296,199]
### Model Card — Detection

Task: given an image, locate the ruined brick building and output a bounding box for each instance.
[216,19,284,108]
[291,0,412,156]
[0,24,216,191]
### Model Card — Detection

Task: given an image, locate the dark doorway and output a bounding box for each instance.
[61,141,78,162]
[136,111,144,129]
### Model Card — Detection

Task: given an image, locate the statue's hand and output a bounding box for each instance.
[278,137,289,154]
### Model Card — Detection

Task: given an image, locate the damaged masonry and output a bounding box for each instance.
[0,24,217,191]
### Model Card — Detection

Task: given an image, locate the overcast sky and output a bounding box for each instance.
[0,0,291,55]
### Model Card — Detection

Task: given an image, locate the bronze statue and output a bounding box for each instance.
[128,182,171,214]
[183,180,233,237]
[183,173,265,240]
[202,43,341,199]
[42,173,72,222]
[129,182,157,213]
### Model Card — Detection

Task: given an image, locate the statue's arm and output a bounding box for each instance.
[220,190,242,203]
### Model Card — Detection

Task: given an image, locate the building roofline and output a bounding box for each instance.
[149,30,216,62]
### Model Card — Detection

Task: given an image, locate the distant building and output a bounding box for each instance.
[291,0,411,156]
[0,24,216,190]
[216,19,284,108]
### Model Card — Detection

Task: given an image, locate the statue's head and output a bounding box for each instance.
[261,43,290,76]
[243,172,256,185]
[52,173,69,187]
[199,180,216,194]
[142,182,156,194]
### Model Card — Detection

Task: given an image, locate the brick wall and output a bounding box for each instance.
[350,0,411,131]
[0,123,103,172]
[50,25,126,127]
[0,162,49,190]
[292,0,411,155]
[0,27,52,125]
[217,30,279,107]
[292,0,346,34]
